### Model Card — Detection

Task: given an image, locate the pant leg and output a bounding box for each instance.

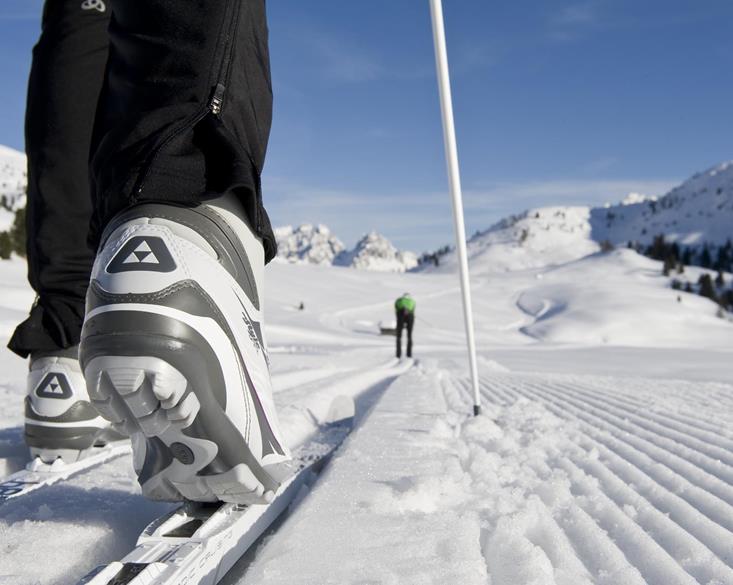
[395,312,404,358]
[406,314,414,358]
[8,1,110,358]
[88,0,276,260]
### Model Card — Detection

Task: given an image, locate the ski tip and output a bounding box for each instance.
[324,395,355,426]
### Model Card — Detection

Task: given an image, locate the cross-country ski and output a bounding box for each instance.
[0,441,130,503]
[77,401,353,585]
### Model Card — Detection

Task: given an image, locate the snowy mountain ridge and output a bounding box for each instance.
[273,224,345,266]
[591,159,733,247]
[275,225,418,273]
[333,231,418,272]
[433,160,733,273]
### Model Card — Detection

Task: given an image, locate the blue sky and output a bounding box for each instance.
[1,1,732,252]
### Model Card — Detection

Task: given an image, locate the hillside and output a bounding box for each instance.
[592,160,733,247]
[432,160,733,274]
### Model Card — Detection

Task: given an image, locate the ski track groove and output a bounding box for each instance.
[552,499,648,585]
[520,379,733,489]
[561,442,733,582]
[557,456,701,585]
[516,379,733,508]
[577,376,733,434]
[474,373,733,584]
[518,381,733,535]
[556,379,733,452]
[552,380,733,461]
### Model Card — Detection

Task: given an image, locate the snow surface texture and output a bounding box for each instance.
[1,236,732,584]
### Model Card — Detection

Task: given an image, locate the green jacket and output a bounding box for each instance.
[395,295,416,314]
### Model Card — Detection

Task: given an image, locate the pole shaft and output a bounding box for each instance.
[429,0,481,415]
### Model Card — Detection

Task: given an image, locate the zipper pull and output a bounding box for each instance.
[210,83,226,115]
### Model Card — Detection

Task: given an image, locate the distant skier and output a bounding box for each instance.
[394,293,416,358]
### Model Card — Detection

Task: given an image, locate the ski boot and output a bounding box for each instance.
[25,346,122,463]
[79,195,291,504]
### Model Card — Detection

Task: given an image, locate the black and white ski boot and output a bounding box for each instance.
[79,195,291,504]
[25,346,120,463]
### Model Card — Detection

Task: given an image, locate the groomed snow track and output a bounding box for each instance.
[473,372,733,585]
[236,366,733,585]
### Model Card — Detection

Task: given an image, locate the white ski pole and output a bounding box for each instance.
[429,0,481,416]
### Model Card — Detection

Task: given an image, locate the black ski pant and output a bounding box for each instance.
[395,311,414,358]
[9,0,277,358]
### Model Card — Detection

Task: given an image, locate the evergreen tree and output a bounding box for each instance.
[700,245,712,268]
[684,282,694,293]
[662,256,675,276]
[10,207,26,257]
[724,290,733,311]
[681,247,692,266]
[698,273,717,302]
[717,245,731,272]
[670,242,680,262]
[0,231,11,260]
[647,234,666,260]
[715,270,725,288]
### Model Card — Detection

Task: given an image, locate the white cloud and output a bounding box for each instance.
[548,1,604,41]
[553,3,599,26]
[308,36,383,83]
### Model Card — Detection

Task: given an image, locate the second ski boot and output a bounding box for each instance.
[79,195,291,504]
[25,346,122,463]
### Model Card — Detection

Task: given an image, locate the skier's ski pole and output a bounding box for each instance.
[429,0,482,416]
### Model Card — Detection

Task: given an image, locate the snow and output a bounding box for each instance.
[273,224,345,266]
[274,225,418,272]
[0,154,732,584]
[334,230,419,272]
[431,206,601,274]
[1,237,732,584]
[0,145,26,232]
[429,161,733,276]
[592,160,733,247]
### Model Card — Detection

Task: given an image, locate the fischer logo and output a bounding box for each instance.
[81,0,106,13]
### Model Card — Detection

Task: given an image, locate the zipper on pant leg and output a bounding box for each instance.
[133,0,242,196]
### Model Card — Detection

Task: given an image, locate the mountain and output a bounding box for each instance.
[274,224,345,266]
[591,160,733,247]
[275,225,418,273]
[433,206,600,274]
[0,146,26,231]
[432,160,733,274]
[334,231,418,273]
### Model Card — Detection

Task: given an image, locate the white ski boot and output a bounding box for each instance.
[79,195,291,504]
[25,346,119,463]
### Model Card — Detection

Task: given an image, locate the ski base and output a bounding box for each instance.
[79,409,353,585]
[0,440,131,503]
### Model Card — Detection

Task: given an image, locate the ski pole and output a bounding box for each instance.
[429,0,482,416]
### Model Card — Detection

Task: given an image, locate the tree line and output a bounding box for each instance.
[629,234,733,313]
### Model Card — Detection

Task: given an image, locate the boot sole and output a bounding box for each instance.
[81,312,281,504]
